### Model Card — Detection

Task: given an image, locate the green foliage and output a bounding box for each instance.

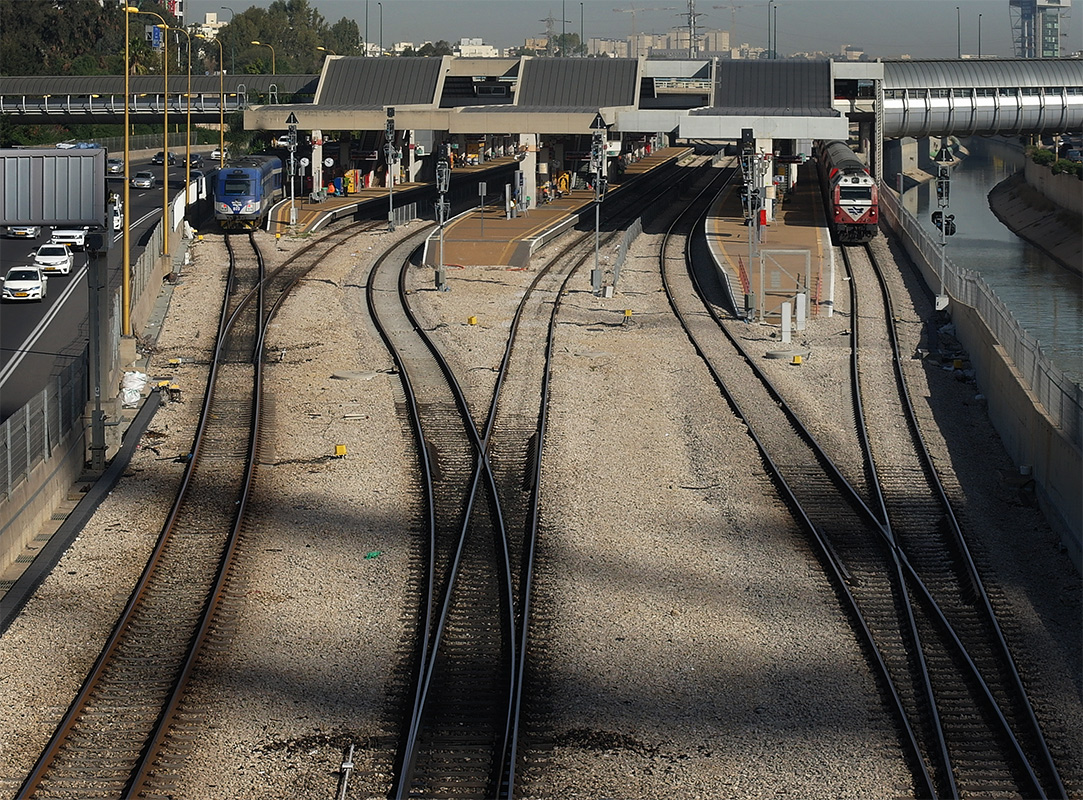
[1028,146,1056,167]
[415,40,453,57]
[1051,158,1082,177]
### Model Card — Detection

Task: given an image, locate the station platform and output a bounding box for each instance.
[705,161,832,323]
[270,147,693,270]
[267,156,521,235]
[435,146,693,268]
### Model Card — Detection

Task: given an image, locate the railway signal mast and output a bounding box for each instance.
[590,112,608,295]
[285,112,298,227]
[385,107,396,231]
[435,144,451,291]
[932,140,956,311]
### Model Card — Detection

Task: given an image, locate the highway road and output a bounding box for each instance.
[0,156,180,422]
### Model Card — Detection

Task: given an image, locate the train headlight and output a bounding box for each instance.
[216,201,233,214]
[240,200,259,214]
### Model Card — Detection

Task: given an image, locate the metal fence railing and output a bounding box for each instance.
[1,350,89,500]
[879,185,1082,447]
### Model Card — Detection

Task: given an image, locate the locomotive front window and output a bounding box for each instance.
[839,186,871,202]
[223,178,252,196]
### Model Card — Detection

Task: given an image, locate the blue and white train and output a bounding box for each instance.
[213,155,284,229]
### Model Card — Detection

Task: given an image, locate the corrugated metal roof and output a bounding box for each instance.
[714,59,834,114]
[691,106,839,117]
[883,59,1083,90]
[315,57,446,107]
[0,75,317,95]
[515,58,638,108]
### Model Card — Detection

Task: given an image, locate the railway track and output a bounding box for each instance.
[15,223,377,799]
[659,173,1067,797]
[367,157,716,798]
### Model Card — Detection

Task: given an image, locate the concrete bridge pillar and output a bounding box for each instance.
[519,133,538,209]
[310,129,323,197]
[884,137,920,185]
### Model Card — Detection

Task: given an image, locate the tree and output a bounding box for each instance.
[415,40,453,57]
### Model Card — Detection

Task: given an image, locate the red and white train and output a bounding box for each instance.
[816,140,878,244]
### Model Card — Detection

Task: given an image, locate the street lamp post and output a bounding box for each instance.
[378,2,383,56]
[220,6,236,73]
[122,5,140,337]
[317,45,336,62]
[251,40,275,74]
[136,9,170,258]
[956,6,961,58]
[978,13,983,57]
[196,33,225,168]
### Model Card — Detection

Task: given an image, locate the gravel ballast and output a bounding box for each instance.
[0,203,1078,798]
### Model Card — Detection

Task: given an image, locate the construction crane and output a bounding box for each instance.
[712,1,744,44]
[614,5,678,56]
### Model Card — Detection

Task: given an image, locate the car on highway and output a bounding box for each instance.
[3,225,41,239]
[107,158,124,174]
[181,152,204,168]
[151,151,178,166]
[32,243,75,275]
[49,227,88,249]
[113,204,123,231]
[211,147,226,160]
[1,266,48,301]
[131,170,156,189]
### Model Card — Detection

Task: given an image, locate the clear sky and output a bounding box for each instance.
[189,0,1083,60]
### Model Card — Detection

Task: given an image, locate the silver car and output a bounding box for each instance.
[2,266,48,301]
[131,170,156,189]
[107,158,124,174]
[3,225,41,239]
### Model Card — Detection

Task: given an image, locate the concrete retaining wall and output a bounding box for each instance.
[1025,158,1083,215]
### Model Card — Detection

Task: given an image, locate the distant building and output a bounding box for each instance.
[457,38,501,58]
[194,12,226,41]
[589,37,630,58]
[1011,0,1072,57]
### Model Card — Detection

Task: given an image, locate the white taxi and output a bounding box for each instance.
[2,266,48,302]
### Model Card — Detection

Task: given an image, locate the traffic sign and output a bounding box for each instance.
[590,112,607,130]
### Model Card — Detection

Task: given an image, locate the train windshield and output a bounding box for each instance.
[839,185,871,202]
[222,177,252,196]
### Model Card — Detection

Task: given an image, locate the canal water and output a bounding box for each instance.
[905,137,1082,387]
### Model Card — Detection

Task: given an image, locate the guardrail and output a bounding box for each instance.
[879,186,1081,446]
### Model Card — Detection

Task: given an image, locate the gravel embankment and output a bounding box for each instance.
[0,207,1078,799]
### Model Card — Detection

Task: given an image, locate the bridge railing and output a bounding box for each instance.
[879,184,1082,446]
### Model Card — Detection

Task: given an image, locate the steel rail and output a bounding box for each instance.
[845,242,1064,798]
[657,171,939,798]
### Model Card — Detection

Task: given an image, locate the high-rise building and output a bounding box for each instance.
[1010,0,1072,57]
